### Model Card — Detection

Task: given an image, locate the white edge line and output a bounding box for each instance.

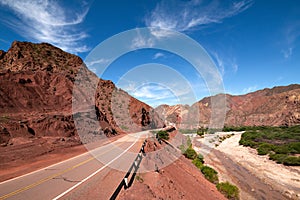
[0,136,126,185]
[52,135,140,200]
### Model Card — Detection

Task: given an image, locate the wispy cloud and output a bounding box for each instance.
[85,58,112,67]
[131,29,154,49]
[281,22,300,59]
[242,85,257,94]
[117,71,198,107]
[0,0,91,54]
[281,47,293,59]
[211,52,225,76]
[132,84,174,100]
[153,52,165,59]
[146,0,253,33]
[210,51,238,76]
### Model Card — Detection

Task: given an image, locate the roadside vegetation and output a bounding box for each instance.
[156,130,170,140]
[179,127,208,136]
[181,138,239,199]
[216,182,239,200]
[238,125,300,166]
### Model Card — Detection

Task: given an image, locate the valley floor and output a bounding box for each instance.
[194,132,300,200]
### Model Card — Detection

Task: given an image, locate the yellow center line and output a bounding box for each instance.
[0,138,131,200]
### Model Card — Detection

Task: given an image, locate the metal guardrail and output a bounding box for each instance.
[110,139,147,200]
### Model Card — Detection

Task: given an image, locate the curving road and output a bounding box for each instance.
[0,131,150,200]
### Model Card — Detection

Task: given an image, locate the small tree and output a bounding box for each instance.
[192,155,204,169]
[201,166,219,184]
[197,127,207,136]
[157,130,169,140]
[196,153,204,163]
[216,182,239,200]
[184,147,197,160]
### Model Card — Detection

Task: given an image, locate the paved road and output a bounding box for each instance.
[0,131,150,200]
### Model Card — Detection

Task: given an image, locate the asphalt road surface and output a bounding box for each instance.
[0,131,150,200]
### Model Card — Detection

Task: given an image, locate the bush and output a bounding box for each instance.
[282,156,300,166]
[184,147,197,160]
[288,142,300,154]
[192,155,204,169]
[269,153,288,164]
[192,158,203,169]
[157,130,169,140]
[238,126,300,166]
[223,126,246,132]
[216,182,239,200]
[257,143,274,155]
[201,166,219,184]
[273,145,290,154]
[197,127,207,136]
[197,153,204,163]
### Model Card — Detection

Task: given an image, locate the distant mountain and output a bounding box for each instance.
[155,84,300,128]
[0,41,164,146]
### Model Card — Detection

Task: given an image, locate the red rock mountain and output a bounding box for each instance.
[156,84,300,128]
[0,41,164,146]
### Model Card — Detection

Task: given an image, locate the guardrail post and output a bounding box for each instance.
[110,139,148,200]
[124,177,128,189]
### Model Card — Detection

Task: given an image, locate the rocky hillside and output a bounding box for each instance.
[0,41,164,146]
[156,84,300,128]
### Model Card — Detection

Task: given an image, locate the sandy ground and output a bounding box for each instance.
[193,132,300,200]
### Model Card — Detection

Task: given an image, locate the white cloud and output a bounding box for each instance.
[153,52,165,59]
[130,84,188,107]
[281,47,293,59]
[146,0,253,33]
[210,51,239,76]
[211,52,225,76]
[0,0,91,54]
[85,58,112,67]
[132,84,173,100]
[242,85,257,94]
[118,79,195,107]
[131,29,155,49]
[281,22,300,59]
[89,67,97,73]
[232,63,238,73]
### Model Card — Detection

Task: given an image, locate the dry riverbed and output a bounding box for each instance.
[193,132,300,200]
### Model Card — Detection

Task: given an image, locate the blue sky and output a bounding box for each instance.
[0,0,299,107]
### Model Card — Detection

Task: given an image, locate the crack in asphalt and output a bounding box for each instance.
[53,176,81,183]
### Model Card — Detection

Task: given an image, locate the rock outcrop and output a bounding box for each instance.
[156,84,300,128]
[0,41,164,146]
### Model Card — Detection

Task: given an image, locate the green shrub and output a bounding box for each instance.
[239,139,256,148]
[283,156,300,166]
[238,126,300,166]
[201,166,219,184]
[223,126,247,132]
[192,158,203,169]
[184,147,197,160]
[157,130,169,140]
[288,142,300,154]
[269,153,288,164]
[179,136,192,154]
[192,156,204,169]
[135,175,144,183]
[120,125,128,130]
[273,145,290,154]
[197,153,204,163]
[197,127,207,136]
[216,182,239,200]
[257,143,274,155]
